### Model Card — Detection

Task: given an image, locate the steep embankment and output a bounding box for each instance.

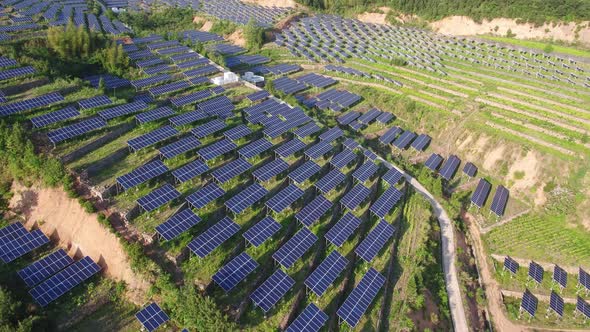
[9,183,150,304]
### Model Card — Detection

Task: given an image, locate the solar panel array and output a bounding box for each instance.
[137,183,181,212]
[187,217,240,258]
[379,126,402,145]
[191,119,226,138]
[117,159,168,190]
[293,122,321,138]
[520,289,538,317]
[490,185,510,217]
[471,178,492,208]
[305,141,333,160]
[198,138,237,161]
[128,125,179,151]
[253,159,289,182]
[18,249,74,288]
[338,111,360,125]
[330,149,356,169]
[553,265,568,288]
[337,267,385,328]
[355,220,395,262]
[78,95,112,109]
[383,167,403,185]
[247,90,270,102]
[0,229,50,263]
[98,101,148,120]
[238,138,274,159]
[549,291,564,317]
[225,182,267,214]
[528,261,544,284]
[371,187,403,218]
[135,302,170,332]
[411,133,431,151]
[250,269,294,313]
[0,92,64,117]
[577,296,590,319]
[31,106,80,128]
[341,184,371,210]
[357,108,382,124]
[213,252,258,292]
[286,303,328,332]
[186,183,225,209]
[276,138,307,158]
[136,106,176,124]
[243,216,281,247]
[353,161,378,183]
[159,136,201,159]
[315,169,345,193]
[296,195,332,227]
[325,213,362,247]
[289,160,321,184]
[156,209,202,241]
[224,124,252,141]
[579,268,590,291]
[463,162,478,178]
[272,227,317,268]
[504,256,519,274]
[305,250,348,296]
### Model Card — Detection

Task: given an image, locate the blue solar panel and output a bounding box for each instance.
[337,267,385,328]
[376,112,394,124]
[186,183,225,209]
[325,212,362,247]
[135,302,170,332]
[330,150,356,169]
[29,256,101,307]
[355,220,395,262]
[379,126,402,145]
[296,195,332,227]
[343,138,360,150]
[289,160,321,184]
[149,80,191,97]
[247,90,270,102]
[136,106,176,124]
[0,223,28,243]
[225,183,268,214]
[191,119,226,138]
[463,162,478,178]
[243,216,281,247]
[357,108,382,124]
[520,289,538,317]
[341,184,371,210]
[305,250,348,296]
[305,141,333,160]
[224,124,252,141]
[392,130,416,150]
[286,303,328,332]
[528,261,544,284]
[266,184,305,213]
[137,184,181,212]
[553,265,567,288]
[31,106,80,128]
[577,296,590,319]
[46,117,107,144]
[172,158,209,183]
[117,159,168,190]
[97,101,148,120]
[212,158,252,183]
[315,169,345,194]
[0,65,36,81]
[338,111,360,125]
[131,73,171,89]
[198,138,237,161]
[504,256,519,274]
[238,138,274,159]
[352,161,379,183]
[471,179,492,208]
[439,155,461,180]
[156,209,202,241]
[212,252,258,292]
[169,110,209,126]
[319,127,343,142]
[252,159,289,182]
[275,138,307,158]
[250,269,294,312]
[0,229,49,263]
[370,187,403,218]
[187,217,240,258]
[78,95,112,109]
[0,92,64,117]
[549,291,564,317]
[490,185,510,217]
[383,168,403,185]
[273,227,317,268]
[18,249,74,288]
[128,125,179,151]
[411,133,431,151]
[425,153,443,171]
[159,136,201,159]
[293,122,321,138]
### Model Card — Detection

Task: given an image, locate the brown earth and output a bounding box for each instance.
[357,7,391,25]
[241,0,295,8]
[9,183,150,304]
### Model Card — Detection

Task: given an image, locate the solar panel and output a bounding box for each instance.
[128,125,179,151]
[243,216,281,247]
[131,73,171,89]
[0,56,17,68]
[379,126,402,145]
[156,209,202,241]
[319,127,343,142]
[31,106,80,128]
[224,124,252,141]
[325,212,362,247]
[191,119,226,138]
[18,249,74,288]
[159,136,201,159]
[504,256,520,274]
[29,256,101,307]
[363,149,378,161]
[357,108,382,124]
[286,303,328,332]
[238,138,274,159]
[439,155,461,180]
[471,179,492,208]
[305,250,348,296]
[337,267,385,328]
[330,150,356,169]
[425,153,443,171]
[315,169,345,194]
[78,95,112,109]
[370,187,403,218]
[341,184,371,210]
[520,289,538,317]
[212,252,259,292]
[116,160,168,190]
[296,195,333,227]
[549,291,564,317]
[266,184,305,213]
[169,110,209,126]
[135,106,175,124]
[490,185,510,217]
[343,138,359,150]
[247,90,270,102]
[353,161,379,183]
[463,162,478,178]
[577,296,590,319]
[198,139,237,161]
[392,130,416,149]
[376,112,394,124]
[293,122,321,138]
[0,223,27,243]
[186,183,225,209]
[553,265,567,288]
[172,158,209,183]
[0,92,64,117]
[250,269,295,313]
[137,184,181,212]
[225,182,268,214]
[383,168,403,185]
[253,159,289,182]
[579,267,590,291]
[305,141,332,160]
[135,302,170,332]
[97,101,148,120]
[0,229,49,263]
[187,217,240,258]
[0,65,36,81]
[276,138,307,158]
[149,80,191,96]
[289,160,321,184]
[355,220,395,262]
[273,227,317,269]
[212,158,252,184]
[411,133,431,151]
[338,111,360,125]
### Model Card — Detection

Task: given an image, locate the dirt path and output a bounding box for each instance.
[9,183,150,304]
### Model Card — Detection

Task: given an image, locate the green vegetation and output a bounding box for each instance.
[479,35,590,58]
[244,18,265,50]
[118,7,197,37]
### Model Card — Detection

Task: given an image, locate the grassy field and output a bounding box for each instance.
[478,35,590,58]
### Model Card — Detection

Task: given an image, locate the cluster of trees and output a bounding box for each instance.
[47,22,100,60]
[118,7,196,37]
[244,19,265,50]
[297,0,590,24]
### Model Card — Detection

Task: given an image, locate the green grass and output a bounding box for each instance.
[504,295,590,329]
[479,35,590,59]
[484,214,590,267]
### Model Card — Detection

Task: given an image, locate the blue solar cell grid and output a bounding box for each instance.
[379,126,402,145]
[225,182,268,214]
[186,183,225,209]
[117,160,168,190]
[337,268,385,328]
[520,290,538,317]
[238,138,274,159]
[247,90,270,102]
[276,138,306,158]
[212,158,252,184]
[98,101,148,120]
[128,125,179,151]
[370,187,403,219]
[224,124,252,141]
[198,139,237,161]
[383,168,403,185]
[355,220,395,262]
[577,296,590,318]
[325,213,362,247]
[135,302,170,332]
[490,185,510,217]
[191,119,226,138]
[286,303,328,332]
[528,261,544,284]
[330,150,356,169]
[392,130,416,149]
[18,249,74,288]
[471,179,492,208]
[187,217,240,258]
[289,160,321,184]
[504,256,519,274]
[353,161,378,183]
[304,250,348,296]
[296,195,332,227]
[411,133,431,151]
[156,209,202,241]
[0,229,49,263]
[357,108,381,124]
[553,265,567,288]
[266,184,304,213]
[159,136,201,159]
[31,106,80,128]
[213,252,259,292]
[319,127,343,142]
[463,162,478,177]
[439,155,461,180]
[273,227,317,268]
[425,153,443,171]
[136,106,175,124]
[250,269,294,313]
[253,159,289,182]
[78,95,112,109]
[315,169,345,193]
[0,223,27,242]
[0,92,64,117]
[172,158,209,183]
[549,291,564,317]
[341,184,371,210]
[293,122,321,138]
[305,141,332,160]
[169,110,209,126]
[137,183,181,212]
[243,216,281,247]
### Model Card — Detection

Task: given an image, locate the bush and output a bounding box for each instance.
[78,198,96,213]
[244,18,265,50]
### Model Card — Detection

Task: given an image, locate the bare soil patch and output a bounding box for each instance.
[9,183,150,304]
[227,29,246,47]
[241,0,295,8]
[357,7,391,25]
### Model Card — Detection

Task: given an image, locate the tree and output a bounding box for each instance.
[244,18,265,50]
[543,44,554,53]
